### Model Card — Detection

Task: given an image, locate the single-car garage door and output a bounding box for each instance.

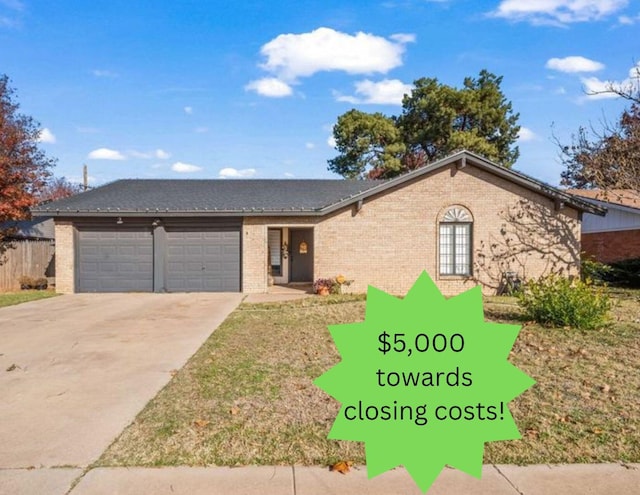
[165,229,240,292]
[77,228,153,292]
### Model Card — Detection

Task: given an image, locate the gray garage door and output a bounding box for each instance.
[77,229,153,292]
[165,229,240,292]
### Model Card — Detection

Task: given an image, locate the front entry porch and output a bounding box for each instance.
[268,227,314,285]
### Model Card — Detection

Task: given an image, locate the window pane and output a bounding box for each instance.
[268,229,282,276]
[439,224,453,275]
[454,224,470,275]
[440,222,471,276]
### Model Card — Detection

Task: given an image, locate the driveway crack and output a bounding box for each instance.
[493,464,525,495]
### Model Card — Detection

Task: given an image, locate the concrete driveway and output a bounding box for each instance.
[0,293,242,473]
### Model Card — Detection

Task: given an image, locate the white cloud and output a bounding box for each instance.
[546,56,605,73]
[327,135,337,148]
[195,126,209,133]
[245,77,293,97]
[336,79,413,105]
[389,33,416,43]
[305,142,315,149]
[118,148,172,160]
[618,13,640,24]
[92,69,118,78]
[87,148,126,160]
[184,106,193,115]
[491,0,629,25]
[155,149,170,159]
[284,172,295,178]
[171,161,203,173]
[37,128,56,144]
[256,27,412,83]
[218,167,257,178]
[517,127,537,142]
[581,62,640,100]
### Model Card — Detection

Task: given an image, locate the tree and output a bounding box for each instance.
[328,70,520,179]
[0,75,55,240]
[38,176,84,202]
[328,110,406,179]
[559,103,640,191]
[586,63,640,104]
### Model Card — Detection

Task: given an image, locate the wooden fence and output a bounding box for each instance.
[0,239,55,291]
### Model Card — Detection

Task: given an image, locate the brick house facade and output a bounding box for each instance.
[566,190,640,264]
[35,151,603,296]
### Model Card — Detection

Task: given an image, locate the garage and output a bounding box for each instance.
[165,229,240,292]
[77,228,153,292]
[75,219,241,293]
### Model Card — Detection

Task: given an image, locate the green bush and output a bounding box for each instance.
[517,274,611,329]
[581,259,613,284]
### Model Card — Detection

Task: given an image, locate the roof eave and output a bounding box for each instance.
[31,209,326,218]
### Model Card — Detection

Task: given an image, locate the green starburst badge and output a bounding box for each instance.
[314,271,535,493]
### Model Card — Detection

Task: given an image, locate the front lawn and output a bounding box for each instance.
[0,290,58,308]
[98,292,640,467]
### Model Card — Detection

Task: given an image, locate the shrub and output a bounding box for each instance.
[581,259,613,284]
[517,274,611,329]
[313,278,335,294]
[18,275,35,290]
[34,277,48,290]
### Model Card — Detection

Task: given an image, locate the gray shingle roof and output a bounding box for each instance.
[33,179,382,216]
[32,151,606,218]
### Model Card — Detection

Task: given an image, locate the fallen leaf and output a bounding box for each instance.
[524,429,539,439]
[6,364,17,372]
[169,369,178,377]
[330,461,353,474]
[592,427,604,434]
[229,407,240,415]
[193,419,210,428]
[600,384,611,393]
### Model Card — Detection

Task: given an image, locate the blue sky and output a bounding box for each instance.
[2,0,639,186]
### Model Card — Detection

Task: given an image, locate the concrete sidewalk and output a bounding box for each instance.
[1,463,638,495]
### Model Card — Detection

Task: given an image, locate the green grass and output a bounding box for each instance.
[98,291,640,467]
[0,290,58,308]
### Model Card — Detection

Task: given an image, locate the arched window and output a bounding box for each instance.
[439,206,472,276]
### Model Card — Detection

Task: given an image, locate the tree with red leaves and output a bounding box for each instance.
[0,74,56,241]
[38,176,84,202]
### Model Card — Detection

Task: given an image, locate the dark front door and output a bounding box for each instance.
[290,229,313,282]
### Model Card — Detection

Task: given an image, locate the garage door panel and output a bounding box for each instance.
[165,229,239,292]
[78,229,153,292]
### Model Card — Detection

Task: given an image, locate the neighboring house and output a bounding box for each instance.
[0,217,56,291]
[32,151,603,296]
[566,189,640,263]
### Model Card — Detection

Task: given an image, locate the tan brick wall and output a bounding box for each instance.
[313,165,580,296]
[582,229,640,263]
[54,221,74,293]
